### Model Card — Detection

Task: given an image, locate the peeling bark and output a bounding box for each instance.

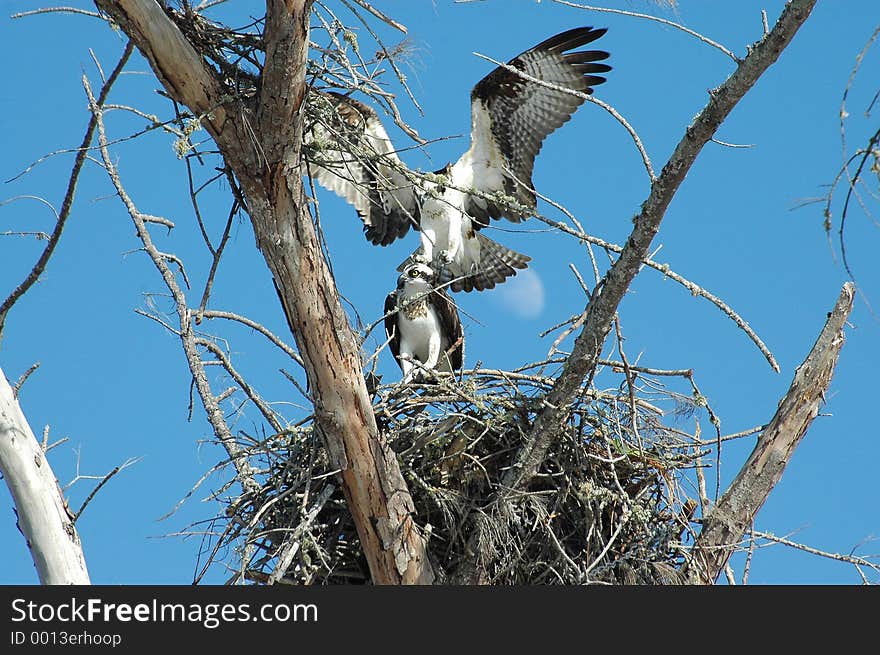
[685,283,855,584]
[92,0,433,584]
[0,368,90,584]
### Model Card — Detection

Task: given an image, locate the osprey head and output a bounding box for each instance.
[397,261,436,292]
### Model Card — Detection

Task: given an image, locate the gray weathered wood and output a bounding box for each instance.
[508,0,818,494]
[453,0,818,583]
[684,282,855,584]
[0,367,90,584]
[92,0,433,584]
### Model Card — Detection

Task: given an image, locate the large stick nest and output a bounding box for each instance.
[219,365,700,585]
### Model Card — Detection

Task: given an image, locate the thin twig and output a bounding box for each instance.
[532,210,779,372]
[0,41,134,336]
[200,310,304,367]
[348,0,407,34]
[72,458,140,523]
[552,0,740,63]
[11,6,104,20]
[12,363,41,398]
[86,74,261,497]
[751,530,880,581]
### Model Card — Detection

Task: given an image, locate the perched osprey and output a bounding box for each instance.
[304,27,610,292]
[384,262,463,381]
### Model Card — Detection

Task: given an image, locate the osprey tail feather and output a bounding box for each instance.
[440,233,530,293]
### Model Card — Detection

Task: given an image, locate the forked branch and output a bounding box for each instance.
[0,42,134,338]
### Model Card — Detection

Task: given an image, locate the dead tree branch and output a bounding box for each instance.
[92,0,433,583]
[453,0,817,583]
[684,282,855,584]
[86,76,262,498]
[750,529,880,583]
[532,210,779,371]
[0,41,134,339]
[0,366,90,584]
[552,0,740,63]
[508,0,816,495]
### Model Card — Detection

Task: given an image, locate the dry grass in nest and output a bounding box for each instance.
[216,363,702,585]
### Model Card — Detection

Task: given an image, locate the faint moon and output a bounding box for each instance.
[496,268,545,319]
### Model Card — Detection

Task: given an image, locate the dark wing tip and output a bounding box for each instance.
[566,51,611,65]
[364,226,390,246]
[364,220,409,246]
[359,210,398,246]
[384,290,397,310]
[571,62,612,74]
[534,26,608,54]
[534,28,610,92]
[582,75,608,88]
[450,346,464,372]
[383,291,402,368]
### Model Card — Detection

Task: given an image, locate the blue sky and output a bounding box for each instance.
[1,1,878,584]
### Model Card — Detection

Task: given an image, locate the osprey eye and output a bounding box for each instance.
[409,269,420,278]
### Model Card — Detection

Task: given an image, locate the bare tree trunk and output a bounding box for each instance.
[684,282,855,584]
[0,368,90,584]
[93,0,433,584]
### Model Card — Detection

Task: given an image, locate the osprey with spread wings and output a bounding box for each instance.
[304,27,610,292]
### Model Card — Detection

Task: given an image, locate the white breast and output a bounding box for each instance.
[420,194,453,246]
[398,307,443,363]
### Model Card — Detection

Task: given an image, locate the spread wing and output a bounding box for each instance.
[304,92,419,246]
[432,289,464,370]
[453,27,610,224]
[383,290,402,371]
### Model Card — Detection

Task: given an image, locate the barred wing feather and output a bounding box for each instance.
[457,27,610,224]
[304,92,419,246]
